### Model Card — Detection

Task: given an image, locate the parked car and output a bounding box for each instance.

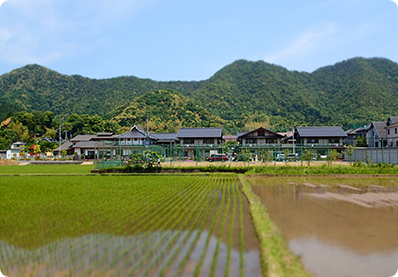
[206,154,229,162]
[275,154,285,161]
[286,153,299,161]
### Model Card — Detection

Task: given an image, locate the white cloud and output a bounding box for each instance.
[265,24,339,65]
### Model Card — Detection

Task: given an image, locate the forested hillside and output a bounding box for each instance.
[107,90,227,133]
[1,57,398,130]
[0,64,202,120]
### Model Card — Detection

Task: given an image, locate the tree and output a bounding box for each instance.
[302,149,314,167]
[259,149,273,165]
[356,136,367,147]
[283,148,290,165]
[344,145,355,165]
[328,149,338,166]
[9,120,30,142]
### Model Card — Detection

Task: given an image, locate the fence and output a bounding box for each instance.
[93,140,346,169]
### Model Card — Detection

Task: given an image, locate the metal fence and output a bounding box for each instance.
[93,140,348,169]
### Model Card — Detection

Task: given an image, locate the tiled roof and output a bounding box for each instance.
[371,121,387,139]
[152,133,179,142]
[237,127,283,139]
[388,116,398,125]
[70,135,96,142]
[70,141,96,149]
[54,142,73,152]
[296,127,347,138]
[177,128,222,138]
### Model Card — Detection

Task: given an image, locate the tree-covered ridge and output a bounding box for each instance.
[108,90,226,133]
[0,64,202,120]
[1,57,398,130]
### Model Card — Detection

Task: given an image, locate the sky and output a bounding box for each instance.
[0,0,397,81]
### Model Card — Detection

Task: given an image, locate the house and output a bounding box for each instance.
[177,127,223,159]
[385,116,398,147]
[116,125,158,146]
[295,127,347,147]
[177,127,223,146]
[367,121,387,148]
[237,127,283,146]
[6,142,25,159]
[152,133,179,146]
[53,142,73,156]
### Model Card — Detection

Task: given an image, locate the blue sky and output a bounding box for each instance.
[0,0,397,81]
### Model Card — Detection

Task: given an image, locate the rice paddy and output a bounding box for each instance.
[0,175,261,277]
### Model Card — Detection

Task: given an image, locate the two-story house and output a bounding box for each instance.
[385,116,398,147]
[177,127,223,159]
[295,127,347,147]
[237,127,283,146]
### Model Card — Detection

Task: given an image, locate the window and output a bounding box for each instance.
[307,138,319,143]
[395,128,397,134]
[258,130,265,136]
[184,139,194,144]
[203,139,214,144]
[266,139,275,144]
[388,129,390,135]
[329,138,339,143]
[246,138,257,144]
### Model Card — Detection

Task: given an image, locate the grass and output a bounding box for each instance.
[238,174,311,277]
[0,164,95,175]
[0,174,261,277]
[95,163,398,175]
[247,163,398,175]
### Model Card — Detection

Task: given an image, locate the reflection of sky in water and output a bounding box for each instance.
[0,231,260,277]
[289,237,398,277]
[250,177,398,277]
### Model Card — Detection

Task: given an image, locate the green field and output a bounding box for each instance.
[0,175,265,277]
[0,164,95,175]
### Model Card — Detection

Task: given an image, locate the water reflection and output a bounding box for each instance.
[249,177,398,277]
[0,230,260,277]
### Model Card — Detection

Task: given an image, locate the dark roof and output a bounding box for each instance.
[371,121,387,139]
[177,128,222,138]
[237,127,283,140]
[116,126,157,140]
[91,133,117,140]
[152,133,179,142]
[70,141,96,149]
[70,135,96,142]
[54,142,73,152]
[345,129,357,136]
[388,116,398,125]
[132,125,145,131]
[296,127,347,138]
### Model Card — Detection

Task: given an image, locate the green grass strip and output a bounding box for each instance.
[238,175,312,277]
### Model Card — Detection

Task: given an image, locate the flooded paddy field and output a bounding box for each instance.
[249,176,398,277]
[0,175,260,277]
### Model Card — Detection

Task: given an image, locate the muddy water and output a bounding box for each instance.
[249,176,398,277]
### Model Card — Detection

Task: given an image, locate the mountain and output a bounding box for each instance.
[1,57,398,130]
[107,90,226,133]
[0,64,202,120]
[311,57,398,126]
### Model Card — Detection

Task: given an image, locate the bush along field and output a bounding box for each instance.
[0,175,273,277]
